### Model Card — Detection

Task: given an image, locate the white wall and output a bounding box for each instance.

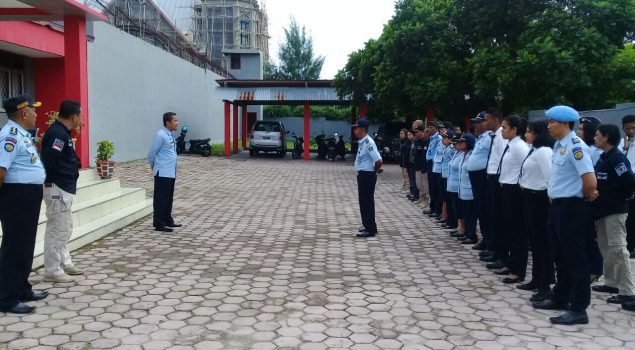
[88,22,226,164]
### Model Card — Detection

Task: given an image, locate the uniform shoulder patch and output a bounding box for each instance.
[4,137,17,144]
[572,147,583,160]
[52,138,65,152]
[9,127,18,135]
[4,143,14,152]
[368,146,374,152]
[572,137,581,144]
[616,162,628,176]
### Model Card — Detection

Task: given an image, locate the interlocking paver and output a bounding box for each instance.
[0,155,633,349]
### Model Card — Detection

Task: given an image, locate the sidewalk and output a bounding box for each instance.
[1,154,634,349]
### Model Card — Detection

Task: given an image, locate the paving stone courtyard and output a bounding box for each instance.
[1,154,635,350]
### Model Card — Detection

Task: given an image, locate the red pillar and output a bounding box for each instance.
[233,103,239,152]
[64,16,89,168]
[242,104,248,149]
[465,116,471,132]
[426,105,435,125]
[359,103,368,119]
[351,105,357,143]
[303,102,310,161]
[224,101,231,157]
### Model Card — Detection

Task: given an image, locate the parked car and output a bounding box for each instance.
[376,121,409,162]
[249,121,287,157]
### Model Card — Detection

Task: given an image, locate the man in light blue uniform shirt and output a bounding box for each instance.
[148,112,181,232]
[426,121,443,217]
[354,118,383,238]
[466,112,493,253]
[533,105,597,326]
[0,94,48,314]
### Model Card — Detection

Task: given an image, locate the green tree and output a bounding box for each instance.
[270,18,325,80]
[610,43,635,104]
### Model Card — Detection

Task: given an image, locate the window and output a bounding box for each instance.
[230,54,241,69]
[240,33,250,46]
[0,68,24,112]
[240,20,250,31]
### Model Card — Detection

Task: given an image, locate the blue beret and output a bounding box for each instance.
[546,105,579,122]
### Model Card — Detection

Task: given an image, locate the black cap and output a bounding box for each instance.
[413,126,426,132]
[470,111,486,124]
[352,118,370,129]
[2,94,41,115]
[579,115,602,126]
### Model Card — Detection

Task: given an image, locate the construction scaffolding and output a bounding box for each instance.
[84,0,230,77]
[192,0,269,67]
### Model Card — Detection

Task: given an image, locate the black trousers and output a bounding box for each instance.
[427,161,441,214]
[469,170,489,247]
[501,184,527,277]
[357,171,378,233]
[462,199,478,240]
[585,204,603,276]
[448,192,462,220]
[153,175,175,228]
[0,184,43,309]
[407,166,419,199]
[548,198,591,312]
[487,174,505,261]
[522,188,554,292]
[627,199,635,252]
[441,178,456,227]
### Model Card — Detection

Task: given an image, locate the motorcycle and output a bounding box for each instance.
[290,132,304,159]
[335,133,346,160]
[176,126,212,157]
[326,134,337,161]
[315,134,328,160]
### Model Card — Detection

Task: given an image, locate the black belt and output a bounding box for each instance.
[45,183,53,188]
[550,197,583,204]
[358,170,375,173]
[500,183,519,188]
[521,187,547,194]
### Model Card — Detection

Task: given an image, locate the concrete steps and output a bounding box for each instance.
[0,169,152,269]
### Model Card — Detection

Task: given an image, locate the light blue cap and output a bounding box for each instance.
[545,105,579,122]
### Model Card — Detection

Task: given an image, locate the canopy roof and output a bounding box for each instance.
[215,80,350,105]
[0,0,107,21]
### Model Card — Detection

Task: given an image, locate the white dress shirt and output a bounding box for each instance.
[519,146,553,191]
[498,136,530,185]
[486,127,509,175]
[618,138,635,173]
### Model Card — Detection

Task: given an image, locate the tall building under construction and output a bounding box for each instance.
[192,0,269,66]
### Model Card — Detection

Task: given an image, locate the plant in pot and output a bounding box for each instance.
[96,140,116,179]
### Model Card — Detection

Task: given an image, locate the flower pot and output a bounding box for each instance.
[96,160,115,179]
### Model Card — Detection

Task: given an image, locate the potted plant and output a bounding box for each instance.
[96,140,116,179]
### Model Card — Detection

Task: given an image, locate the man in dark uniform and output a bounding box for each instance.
[0,94,48,314]
[354,119,383,238]
[40,100,84,283]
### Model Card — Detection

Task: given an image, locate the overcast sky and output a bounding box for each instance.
[264,0,396,79]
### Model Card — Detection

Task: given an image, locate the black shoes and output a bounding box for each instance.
[532,299,570,311]
[623,300,635,311]
[358,228,366,233]
[550,311,589,325]
[480,255,497,262]
[530,290,552,303]
[472,241,486,250]
[486,261,505,270]
[356,231,376,238]
[461,239,477,245]
[1,302,36,314]
[167,223,182,228]
[503,276,524,284]
[592,285,619,294]
[607,295,635,304]
[22,291,49,302]
[155,227,174,232]
[479,250,493,257]
[517,282,538,291]
[494,268,511,276]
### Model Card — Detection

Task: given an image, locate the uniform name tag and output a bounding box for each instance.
[616,163,628,176]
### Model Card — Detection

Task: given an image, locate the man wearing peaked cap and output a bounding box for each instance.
[353,118,383,238]
[533,105,598,325]
[0,94,48,314]
[579,116,602,126]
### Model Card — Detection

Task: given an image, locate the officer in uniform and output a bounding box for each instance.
[41,100,84,283]
[425,121,443,216]
[148,112,181,232]
[466,112,491,252]
[533,105,597,325]
[0,94,48,314]
[353,119,383,238]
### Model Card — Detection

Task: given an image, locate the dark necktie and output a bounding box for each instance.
[518,148,535,183]
[486,133,496,164]
[497,144,510,175]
